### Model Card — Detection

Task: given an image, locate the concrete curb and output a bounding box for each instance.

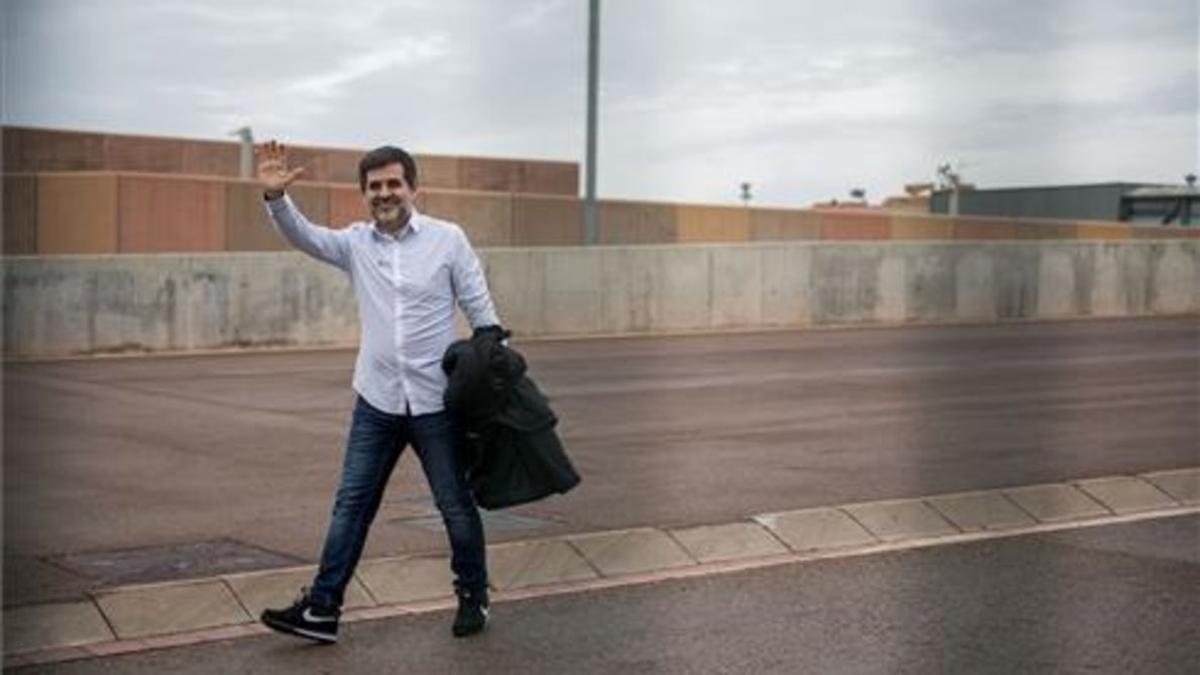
[5,467,1197,667]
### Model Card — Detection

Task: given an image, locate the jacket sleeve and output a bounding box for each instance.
[264,194,352,271]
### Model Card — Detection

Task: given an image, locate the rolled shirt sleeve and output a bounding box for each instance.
[265,194,352,271]
[451,228,500,329]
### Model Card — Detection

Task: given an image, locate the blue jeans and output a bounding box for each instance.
[309,396,487,610]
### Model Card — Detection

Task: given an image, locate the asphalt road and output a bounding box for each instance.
[4,317,1198,606]
[12,514,1199,674]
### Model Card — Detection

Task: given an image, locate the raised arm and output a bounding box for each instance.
[256,140,351,270]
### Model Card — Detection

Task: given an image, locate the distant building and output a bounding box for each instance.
[1121,185,1197,226]
[930,182,1197,226]
[811,198,869,209]
[881,183,934,213]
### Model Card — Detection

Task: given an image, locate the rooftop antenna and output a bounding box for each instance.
[937,161,968,215]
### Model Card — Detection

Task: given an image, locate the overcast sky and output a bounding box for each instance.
[3,0,1196,208]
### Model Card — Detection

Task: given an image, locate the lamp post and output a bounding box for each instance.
[584,0,600,245]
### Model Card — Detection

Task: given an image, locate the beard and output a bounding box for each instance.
[372,199,408,228]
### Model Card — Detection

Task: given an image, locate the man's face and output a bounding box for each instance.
[362,162,415,229]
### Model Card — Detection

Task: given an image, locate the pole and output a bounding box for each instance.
[584,0,600,245]
[231,127,254,178]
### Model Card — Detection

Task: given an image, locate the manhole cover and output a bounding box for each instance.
[47,539,305,587]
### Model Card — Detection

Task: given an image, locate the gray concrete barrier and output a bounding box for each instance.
[3,241,1197,358]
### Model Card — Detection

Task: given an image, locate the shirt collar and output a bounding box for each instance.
[372,208,422,241]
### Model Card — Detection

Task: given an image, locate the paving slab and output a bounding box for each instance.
[753,507,877,552]
[488,539,598,590]
[2,601,115,654]
[1003,484,1110,522]
[668,522,788,563]
[355,555,455,604]
[92,580,249,640]
[924,490,1037,532]
[565,528,696,576]
[222,566,375,617]
[840,499,960,542]
[1075,476,1179,514]
[1141,468,1200,505]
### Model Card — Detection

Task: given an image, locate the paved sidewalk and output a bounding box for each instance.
[7,318,1198,610]
[6,467,1196,668]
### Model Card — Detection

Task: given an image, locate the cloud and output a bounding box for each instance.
[4,0,1195,207]
[283,37,451,99]
[508,0,569,31]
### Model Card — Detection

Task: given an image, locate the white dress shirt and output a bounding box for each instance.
[266,195,500,415]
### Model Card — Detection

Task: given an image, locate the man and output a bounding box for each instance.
[255,140,498,643]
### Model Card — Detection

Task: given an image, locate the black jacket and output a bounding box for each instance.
[442,327,580,509]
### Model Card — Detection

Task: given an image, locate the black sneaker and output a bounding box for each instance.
[260,589,340,644]
[452,587,490,637]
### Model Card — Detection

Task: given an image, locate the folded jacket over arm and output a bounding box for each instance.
[442,327,581,509]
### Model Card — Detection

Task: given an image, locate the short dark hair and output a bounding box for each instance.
[358,145,418,192]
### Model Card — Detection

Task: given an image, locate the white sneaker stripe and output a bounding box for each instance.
[302,608,338,624]
[293,626,338,643]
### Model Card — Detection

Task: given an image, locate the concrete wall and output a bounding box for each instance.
[8,172,1195,256]
[3,254,358,357]
[36,174,119,254]
[4,241,1196,358]
[3,174,38,254]
[2,126,579,195]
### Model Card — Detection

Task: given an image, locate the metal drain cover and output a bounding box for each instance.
[47,539,304,587]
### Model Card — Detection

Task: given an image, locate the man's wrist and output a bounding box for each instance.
[263,188,285,201]
[473,324,510,346]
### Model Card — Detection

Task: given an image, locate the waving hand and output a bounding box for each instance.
[255,140,306,198]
